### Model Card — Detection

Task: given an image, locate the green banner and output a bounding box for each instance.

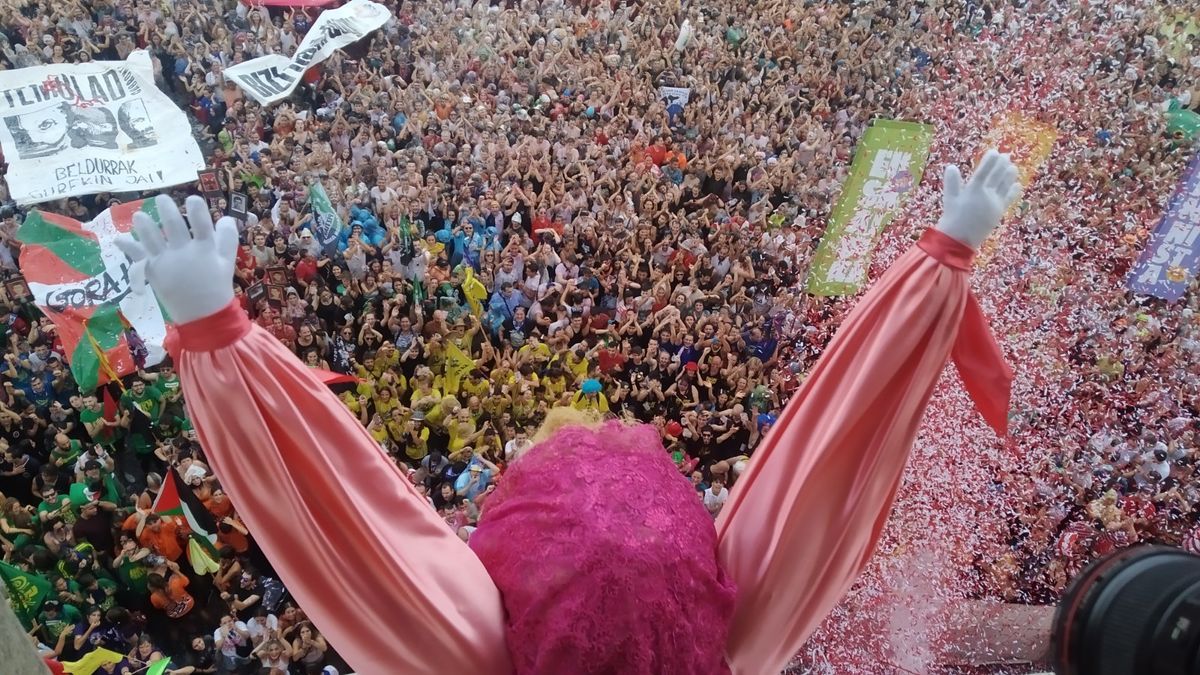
[0,561,51,626]
[806,119,935,296]
[308,181,345,257]
[1166,100,1200,141]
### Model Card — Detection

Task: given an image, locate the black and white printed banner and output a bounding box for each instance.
[225,0,392,106]
[0,51,204,206]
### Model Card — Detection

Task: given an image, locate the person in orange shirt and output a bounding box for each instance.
[204,485,235,521]
[148,562,195,619]
[136,512,184,562]
[217,515,251,555]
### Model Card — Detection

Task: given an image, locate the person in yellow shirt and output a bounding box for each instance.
[409,368,442,409]
[447,408,484,453]
[460,371,491,401]
[511,388,537,424]
[398,416,430,463]
[377,369,408,401]
[513,363,540,392]
[372,342,401,377]
[482,394,509,422]
[517,334,551,365]
[571,379,609,413]
[373,386,401,418]
[541,366,568,401]
[424,395,461,430]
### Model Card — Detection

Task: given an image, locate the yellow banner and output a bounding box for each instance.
[462,268,488,316]
[62,648,125,675]
[443,340,474,395]
[977,113,1057,260]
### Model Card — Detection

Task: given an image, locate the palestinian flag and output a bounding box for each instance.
[154,468,220,564]
[17,201,170,391]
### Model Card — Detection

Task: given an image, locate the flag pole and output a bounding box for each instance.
[84,322,126,393]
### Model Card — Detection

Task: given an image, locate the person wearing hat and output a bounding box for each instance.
[570,379,609,413]
[36,600,81,652]
[455,454,498,501]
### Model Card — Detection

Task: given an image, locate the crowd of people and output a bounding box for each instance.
[0,0,1193,672]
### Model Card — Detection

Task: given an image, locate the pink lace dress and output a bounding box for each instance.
[469,421,737,675]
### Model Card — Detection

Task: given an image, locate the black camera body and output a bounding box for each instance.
[1053,546,1200,675]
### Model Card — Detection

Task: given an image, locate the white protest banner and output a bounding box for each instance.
[658,86,690,125]
[225,0,392,106]
[658,86,691,109]
[0,51,204,206]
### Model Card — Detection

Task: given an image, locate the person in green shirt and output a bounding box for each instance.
[48,434,83,471]
[113,534,152,597]
[37,600,82,646]
[79,395,122,449]
[120,380,163,423]
[121,380,164,462]
[37,486,78,526]
[139,365,184,420]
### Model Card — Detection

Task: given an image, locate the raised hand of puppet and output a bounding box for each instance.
[935,149,1021,250]
[114,194,237,324]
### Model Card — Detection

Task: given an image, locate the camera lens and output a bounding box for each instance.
[1052,546,1200,675]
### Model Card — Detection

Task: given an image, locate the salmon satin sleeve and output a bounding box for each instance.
[716,229,1012,675]
[172,302,511,675]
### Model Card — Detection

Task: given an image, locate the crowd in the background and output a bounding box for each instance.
[0,0,1195,672]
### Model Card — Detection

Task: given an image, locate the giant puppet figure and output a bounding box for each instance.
[116,150,1021,675]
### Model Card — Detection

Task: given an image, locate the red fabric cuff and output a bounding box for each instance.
[918,229,976,271]
[168,300,252,355]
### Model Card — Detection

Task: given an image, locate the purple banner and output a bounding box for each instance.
[1127,152,1200,301]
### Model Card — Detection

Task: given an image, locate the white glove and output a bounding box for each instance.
[934,149,1022,250]
[115,195,239,325]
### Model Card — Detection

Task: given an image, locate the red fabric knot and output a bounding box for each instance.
[917,228,976,271]
[171,300,252,355]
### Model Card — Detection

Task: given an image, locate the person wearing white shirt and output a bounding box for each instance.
[703,475,729,516]
[214,614,252,664]
[505,429,533,462]
[246,610,280,647]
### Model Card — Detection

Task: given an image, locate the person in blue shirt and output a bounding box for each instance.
[740,325,778,363]
[454,456,500,501]
[449,220,487,270]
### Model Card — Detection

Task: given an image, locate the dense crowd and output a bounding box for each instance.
[0,0,1193,672]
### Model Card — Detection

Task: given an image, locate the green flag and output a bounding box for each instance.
[308,181,344,257]
[147,657,172,675]
[806,119,934,296]
[1166,102,1200,141]
[0,560,51,626]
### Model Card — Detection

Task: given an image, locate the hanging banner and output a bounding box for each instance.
[17,200,169,391]
[225,0,392,106]
[978,113,1057,189]
[0,51,204,206]
[806,119,935,296]
[972,112,1057,261]
[1127,152,1200,301]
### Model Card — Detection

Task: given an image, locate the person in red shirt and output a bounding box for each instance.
[293,250,322,288]
[530,209,561,244]
[268,316,298,352]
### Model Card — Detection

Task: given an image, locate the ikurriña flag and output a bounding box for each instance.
[16,200,169,391]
